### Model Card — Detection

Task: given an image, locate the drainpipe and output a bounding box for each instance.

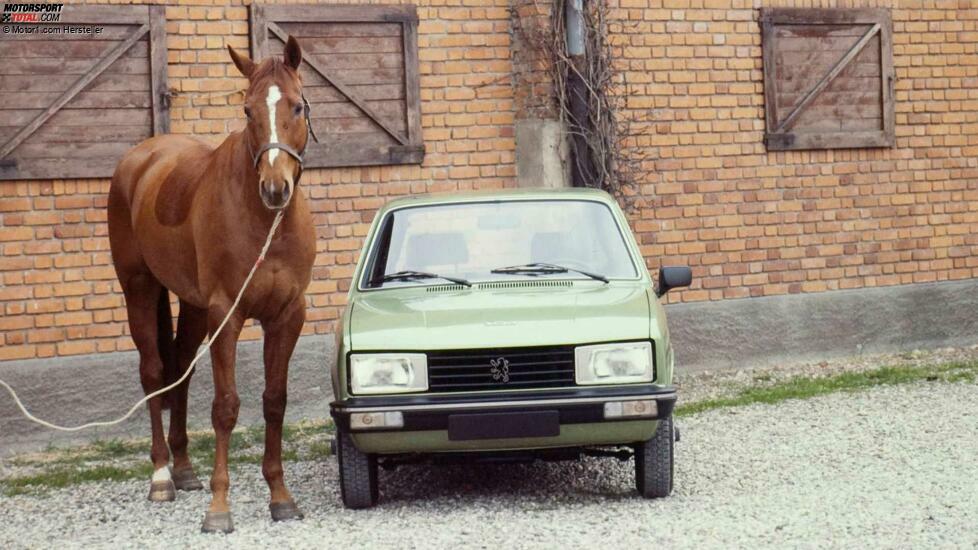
[566,0,585,57]
[565,0,594,187]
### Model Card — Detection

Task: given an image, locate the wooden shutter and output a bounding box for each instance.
[0,6,168,180]
[250,4,424,168]
[761,8,894,151]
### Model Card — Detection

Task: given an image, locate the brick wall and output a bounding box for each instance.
[614,0,978,302]
[0,0,516,360]
[511,0,559,119]
[1,0,977,361]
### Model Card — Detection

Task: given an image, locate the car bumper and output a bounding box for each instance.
[329,385,677,454]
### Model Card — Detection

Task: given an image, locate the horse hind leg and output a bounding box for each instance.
[120,273,175,502]
[109,179,175,501]
[168,299,208,491]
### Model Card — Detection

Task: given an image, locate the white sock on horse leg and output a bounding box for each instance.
[152,466,172,482]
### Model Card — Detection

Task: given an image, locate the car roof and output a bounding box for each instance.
[377,187,619,213]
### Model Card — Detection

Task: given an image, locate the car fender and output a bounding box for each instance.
[647,289,674,386]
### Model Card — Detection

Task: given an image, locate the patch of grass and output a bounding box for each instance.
[307,440,333,459]
[9,438,151,469]
[1,420,335,495]
[675,360,978,417]
[3,463,155,496]
[91,438,152,458]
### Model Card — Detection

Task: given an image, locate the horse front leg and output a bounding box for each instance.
[201,301,244,534]
[262,300,306,522]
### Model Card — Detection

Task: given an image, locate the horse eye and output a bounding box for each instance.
[293,104,303,117]
[244,106,252,119]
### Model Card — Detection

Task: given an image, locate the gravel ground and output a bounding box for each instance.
[1,380,976,549]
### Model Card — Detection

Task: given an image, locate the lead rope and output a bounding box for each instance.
[0,210,285,432]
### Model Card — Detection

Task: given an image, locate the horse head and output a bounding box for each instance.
[228,37,313,211]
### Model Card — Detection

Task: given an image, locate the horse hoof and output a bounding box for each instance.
[148,480,176,502]
[201,511,234,534]
[269,500,305,522]
[172,467,204,491]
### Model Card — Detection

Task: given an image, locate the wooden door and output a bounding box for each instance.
[761,8,894,151]
[250,4,424,168]
[0,5,168,180]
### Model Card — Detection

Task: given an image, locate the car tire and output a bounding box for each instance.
[634,416,674,499]
[337,431,379,509]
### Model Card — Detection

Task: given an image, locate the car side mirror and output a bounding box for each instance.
[656,266,692,297]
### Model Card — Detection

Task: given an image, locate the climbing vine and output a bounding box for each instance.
[520,0,649,204]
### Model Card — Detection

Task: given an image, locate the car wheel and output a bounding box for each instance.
[634,416,674,499]
[337,431,379,509]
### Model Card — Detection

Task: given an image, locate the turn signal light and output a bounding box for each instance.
[604,400,657,419]
[350,411,404,430]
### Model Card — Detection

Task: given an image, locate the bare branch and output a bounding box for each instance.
[517,0,651,210]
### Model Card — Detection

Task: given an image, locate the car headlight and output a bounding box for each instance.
[349,353,428,395]
[575,342,654,385]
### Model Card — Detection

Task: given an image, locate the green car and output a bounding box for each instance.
[329,188,691,508]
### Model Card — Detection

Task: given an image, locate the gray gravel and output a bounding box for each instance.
[2,381,976,549]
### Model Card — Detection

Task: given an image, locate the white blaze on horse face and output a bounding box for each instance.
[152,466,171,482]
[265,85,282,167]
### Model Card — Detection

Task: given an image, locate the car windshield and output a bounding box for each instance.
[364,200,639,288]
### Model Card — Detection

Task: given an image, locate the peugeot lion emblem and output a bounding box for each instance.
[490,357,510,383]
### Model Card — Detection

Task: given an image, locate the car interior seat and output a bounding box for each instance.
[405,232,469,272]
[530,232,573,265]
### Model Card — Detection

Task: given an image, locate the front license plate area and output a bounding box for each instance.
[447,411,560,441]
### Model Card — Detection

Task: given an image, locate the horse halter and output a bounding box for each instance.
[251,95,320,180]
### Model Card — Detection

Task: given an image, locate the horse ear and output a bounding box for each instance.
[283,35,302,70]
[227,46,255,78]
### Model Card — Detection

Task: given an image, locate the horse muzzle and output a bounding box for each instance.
[259,178,293,211]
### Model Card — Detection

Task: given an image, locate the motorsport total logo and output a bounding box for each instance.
[1,3,63,23]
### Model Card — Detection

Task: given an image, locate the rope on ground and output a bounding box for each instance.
[0,210,285,432]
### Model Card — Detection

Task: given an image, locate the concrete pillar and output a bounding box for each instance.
[515,119,569,189]
[510,0,570,188]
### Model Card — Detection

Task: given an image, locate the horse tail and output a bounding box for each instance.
[157,286,177,410]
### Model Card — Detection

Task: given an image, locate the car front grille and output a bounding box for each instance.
[427,345,576,392]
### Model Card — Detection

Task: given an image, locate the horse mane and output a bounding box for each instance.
[247,58,301,93]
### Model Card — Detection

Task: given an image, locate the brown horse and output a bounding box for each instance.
[108,37,316,533]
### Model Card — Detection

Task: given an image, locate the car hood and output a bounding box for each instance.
[350,283,651,350]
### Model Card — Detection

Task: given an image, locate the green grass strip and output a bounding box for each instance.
[2,421,334,496]
[3,463,156,496]
[675,360,977,417]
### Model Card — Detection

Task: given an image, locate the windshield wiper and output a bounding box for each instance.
[490,263,609,283]
[371,270,472,287]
